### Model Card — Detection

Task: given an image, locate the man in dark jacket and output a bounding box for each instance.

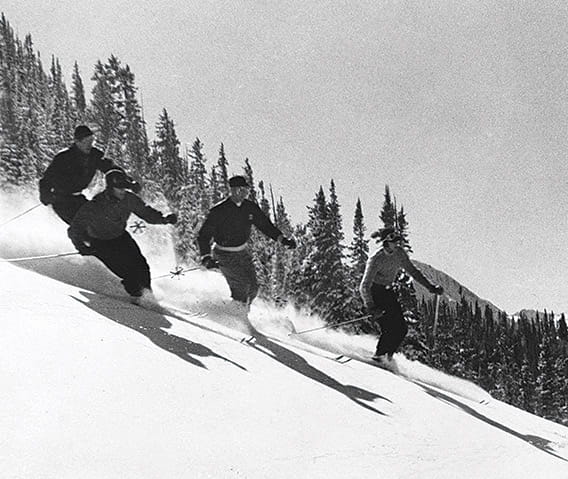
[39,125,140,224]
[68,169,176,303]
[197,175,296,331]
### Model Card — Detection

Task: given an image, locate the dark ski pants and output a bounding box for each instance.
[52,194,88,224]
[213,248,258,305]
[91,232,151,297]
[371,284,408,356]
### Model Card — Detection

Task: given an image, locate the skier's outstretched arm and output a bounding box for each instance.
[250,203,296,248]
[128,193,175,225]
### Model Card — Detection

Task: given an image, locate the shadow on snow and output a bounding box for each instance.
[72,291,247,371]
[419,383,567,462]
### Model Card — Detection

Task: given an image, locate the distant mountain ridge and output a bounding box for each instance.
[411,260,504,317]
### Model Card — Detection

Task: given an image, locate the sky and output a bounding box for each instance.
[3,1,568,314]
[2,243,568,477]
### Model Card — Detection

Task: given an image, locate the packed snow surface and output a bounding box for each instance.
[1,194,567,478]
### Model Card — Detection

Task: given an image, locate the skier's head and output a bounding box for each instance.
[228,176,249,204]
[371,227,402,245]
[73,125,95,154]
[105,169,137,199]
[229,175,249,188]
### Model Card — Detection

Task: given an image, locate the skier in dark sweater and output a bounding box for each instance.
[197,175,296,332]
[360,227,443,364]
[39,125,140,224]
[68,169,177,303]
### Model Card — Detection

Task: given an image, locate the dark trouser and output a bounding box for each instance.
[213,248,258,304]
[371,284,408,356]
[52,194,88,224]
[91,232,151,297]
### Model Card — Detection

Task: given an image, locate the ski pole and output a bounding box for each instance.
[0,203,42,229]
[290,313,376,336]
[0,251,79,262]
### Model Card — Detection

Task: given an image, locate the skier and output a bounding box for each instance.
[359,227,443,364]
[39,125,140,224]
[67,169,177,303]
[197,175,296,334]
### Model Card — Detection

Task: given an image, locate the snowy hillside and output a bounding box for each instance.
[1,198,568,478]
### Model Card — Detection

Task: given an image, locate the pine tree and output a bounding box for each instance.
[271,194,294,305]
[177,137,210,261]
[243,158,257,204]
[149,109,188,259]
[290,186,328,313]
[87,55,150,178]
[209,165,221,204]
[152,108,185,194]
[0,22,52,187]
[349,198,369,279]
[71,61,86,120]
[187,137,209,211]
[293,183,353,323]
[88,60,121,151]
[0,16,22,188]
[379,185,397,229]
[535,335,556,419]
[396,205,412,252]
[46,55,72,152]
[211,143,229,202]
[115,60,150,176]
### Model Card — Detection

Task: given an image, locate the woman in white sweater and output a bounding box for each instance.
[359,227,443,363]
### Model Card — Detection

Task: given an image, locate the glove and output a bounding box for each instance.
[430,284,444,295]
[163,213,177,225]
[201,255,219,270]
[40,188,55,206]
[76,243,96,256]
[280,236,297,249]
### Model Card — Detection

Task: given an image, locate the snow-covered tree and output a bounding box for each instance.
[291,183,353,323]
[210,143,229,203]
[71,61,86,120]
[349,198,369,279]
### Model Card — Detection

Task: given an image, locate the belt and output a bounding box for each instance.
[213,242,247,253]
[55,191,84,197]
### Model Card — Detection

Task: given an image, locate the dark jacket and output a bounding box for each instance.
[68,190,168,246]
[39,145,115,200]
[197,198,283,256]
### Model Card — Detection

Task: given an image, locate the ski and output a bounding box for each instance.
[334,355,352,363]
[240,335,257,345]
[261,333,353,363]
[160,302,265,347]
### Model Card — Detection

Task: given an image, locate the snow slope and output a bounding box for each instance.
[1,197,568,478]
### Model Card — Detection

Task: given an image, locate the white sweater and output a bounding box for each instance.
[359,246,434,307]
